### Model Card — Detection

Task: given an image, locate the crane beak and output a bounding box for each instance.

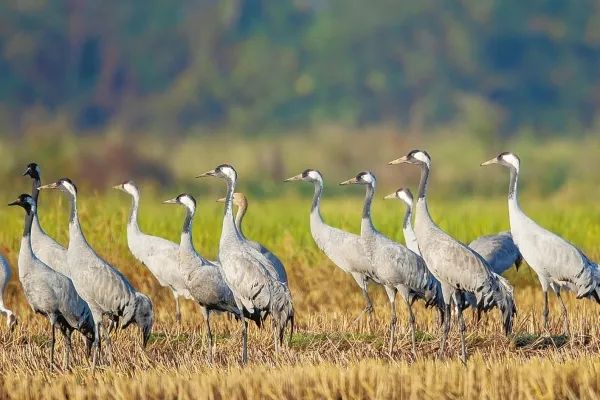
[388,155,409,165]
[163,198,178,204]
[112,184,124,191]
[216,197,226,203]
[7,200,19,207]
[22,167,31,176]
[383,193,396,200]
[339,177,358,185]
[284,174,302,182]
[480,157,498,166]
[196,169,216,178]
[37,182,58,190]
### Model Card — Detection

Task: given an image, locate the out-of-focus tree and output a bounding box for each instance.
[1,0,600,136]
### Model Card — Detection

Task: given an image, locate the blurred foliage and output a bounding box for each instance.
[2,0,600,135]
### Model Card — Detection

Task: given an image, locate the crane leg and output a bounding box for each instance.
[456,292,468,364]
[202,307,213,362]
[92,321,101,371]
[272,319,280,354]
[556,291,570,336]
[49,322,56,371]
[385,286,397,355]
[60,327,73,369]
[543,291,549,332]
[405,298,417,358]
[173,291,181,324]
[351,273,374,330]
[241,318,248,364]
[438,303,451,358]
[101,322,114,364]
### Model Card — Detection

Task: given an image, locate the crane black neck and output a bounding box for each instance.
[417,164,430,200]
[362,182,375,222]
[31,178,41,203]
[311,179,323,214]
[22,206,35,238]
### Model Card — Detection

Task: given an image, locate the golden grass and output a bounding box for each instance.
[0,192,599,399]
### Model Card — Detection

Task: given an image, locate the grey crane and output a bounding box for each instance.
[469,232,522,276]
[113,180,193,323]
[340,171,444,356]
[197,164,294,363]
[389,150,516,362]
[216,192,288,285]
[392,187,522,275]
[482,152,600,333]
[8,194,94,369]
[38,178,153,368]
[22,163,69,276]
[164,193,249,361]
[0,254,17,330]
[284,169,375,323]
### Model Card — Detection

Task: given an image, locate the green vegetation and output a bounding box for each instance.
[2,1,600,135]
[0,185,598,398]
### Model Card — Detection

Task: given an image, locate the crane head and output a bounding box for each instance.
[8,194,36,215]
[284,169,323,183]
[481,152,520,171]
[388,150,431,168]
[23,162,41,180]
[339,171,376,186]
[196,164,237,181]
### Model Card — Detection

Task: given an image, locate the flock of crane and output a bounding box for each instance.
[0,150,598,370]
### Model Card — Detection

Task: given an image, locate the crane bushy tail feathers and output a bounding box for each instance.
[408,277,447,326]
[574,257,600,303]
[268,281,295,347]
[475,273,517,335]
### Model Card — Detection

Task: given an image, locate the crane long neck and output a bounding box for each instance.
[221,176,240,240]
[180,206,196,253]
[310,179,324,220]
[31,178,40,203]
[67,192,85,245]
[234,202,247,238]
[128,190,140,232]
[508,167,519,201]
[403,202,413,231]
[22,208,34,239]
[361,183,375,233]
[417,165,430,200]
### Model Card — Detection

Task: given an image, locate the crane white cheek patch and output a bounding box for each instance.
[221,166,236,180]
[413,151,431,167]
[124,182,135,194]
[502,153,520,171]
[180,195,196,213]
[398,191,412,206]
[62,182,77,197]
[307,170,321,182]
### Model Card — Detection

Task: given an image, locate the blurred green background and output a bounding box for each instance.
[0,0,598,199]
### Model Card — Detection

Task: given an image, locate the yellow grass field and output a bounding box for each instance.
[0,189,599,399]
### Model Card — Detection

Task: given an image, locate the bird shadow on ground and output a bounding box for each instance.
[513,333,569,349]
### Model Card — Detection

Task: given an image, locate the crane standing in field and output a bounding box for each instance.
[216,193,288,284]
[114,181,193,323]
[0,254,17,331]
[9,194,94,369]
[197,164,294,362]
[164,193,250,361]
[284,169,375,324]
[386,187,521,322]
[22,163,69,276]
[38,179,153,368]
[391,187,522,275]
[389,150,516,362]
[340,171,444,356]
[482,152,600,333]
